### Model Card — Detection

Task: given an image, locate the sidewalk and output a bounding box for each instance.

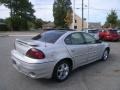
[0,34,8,37]
[0,31,41,37]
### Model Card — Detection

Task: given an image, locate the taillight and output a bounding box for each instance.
[26,48,45,59]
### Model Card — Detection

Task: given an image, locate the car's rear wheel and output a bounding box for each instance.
[53,61,71,82]
[102,49,109,61]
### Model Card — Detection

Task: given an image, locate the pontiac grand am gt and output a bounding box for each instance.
[11,30,110,82]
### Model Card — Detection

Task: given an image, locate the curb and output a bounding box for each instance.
[0,34,9,37]
[0,34,36,37]
[8,34,36,37]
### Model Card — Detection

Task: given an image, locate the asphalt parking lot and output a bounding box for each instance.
[0,36,120,90]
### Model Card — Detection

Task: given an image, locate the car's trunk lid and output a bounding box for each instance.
[15,39,52,55]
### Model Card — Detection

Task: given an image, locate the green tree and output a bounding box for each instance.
[53,0,73,28]
[104,10,118,28]
[34,19,44,29]
[117,19,120,28]
[0,0,35,31]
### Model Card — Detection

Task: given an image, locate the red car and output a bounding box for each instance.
[99,29,120,41]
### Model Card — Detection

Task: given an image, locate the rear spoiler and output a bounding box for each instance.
[16,39,38,47]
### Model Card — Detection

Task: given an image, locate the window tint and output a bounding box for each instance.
[65,32,85,45]
[32,31,66,43]
[82,33,96,44]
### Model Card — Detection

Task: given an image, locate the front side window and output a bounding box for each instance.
[82,33,96,44]
[65,32,85,45]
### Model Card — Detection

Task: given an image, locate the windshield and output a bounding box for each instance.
[32,30,66,43]
[88,30,99,34]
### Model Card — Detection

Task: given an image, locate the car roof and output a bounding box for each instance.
[44,30,85,41]
[84,29,100,31]
[44,28,75,31]
[43,29,84,33]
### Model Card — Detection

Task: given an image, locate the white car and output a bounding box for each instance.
[117,29,120,34]
[11,30,110,82]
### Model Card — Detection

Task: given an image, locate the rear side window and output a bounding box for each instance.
[32,31,66,43]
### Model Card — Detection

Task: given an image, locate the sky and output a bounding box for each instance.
[0,0,120,25]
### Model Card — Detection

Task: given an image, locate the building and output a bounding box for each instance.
[69,14,87,30]
[42,22,55,29]
[88,22,101,29]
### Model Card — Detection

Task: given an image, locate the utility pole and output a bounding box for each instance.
[10,0,13,31]
[87,0,89,29]
[82,0,84,30]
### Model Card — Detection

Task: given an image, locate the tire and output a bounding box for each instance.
[52,61,71,82]
[101,49,109,61]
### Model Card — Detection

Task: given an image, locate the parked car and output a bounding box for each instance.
[117,29,120,34]
[11,30,110,82]
[117,29,120,39]
[84,29,100,39]
[99,29,119,41]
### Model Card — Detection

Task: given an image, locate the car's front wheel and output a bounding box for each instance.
[53,61,71,82]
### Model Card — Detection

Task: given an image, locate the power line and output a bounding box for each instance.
[35,5,120,12]
[35,8,52,10]
[90,7,120,11]
[76,7,120,12]
[33,4,53,6]
[33,3,120,11]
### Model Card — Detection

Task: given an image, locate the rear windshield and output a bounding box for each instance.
[88,30,99,33]
[32,31,66,43]
[109,30,117,34]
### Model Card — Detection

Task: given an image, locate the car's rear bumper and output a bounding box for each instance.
[11,50,55,79]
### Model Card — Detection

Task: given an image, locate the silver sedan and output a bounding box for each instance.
[11,29,110,82]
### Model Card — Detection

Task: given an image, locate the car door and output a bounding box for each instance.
[82,32,102,61]
[64,32,89,68]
